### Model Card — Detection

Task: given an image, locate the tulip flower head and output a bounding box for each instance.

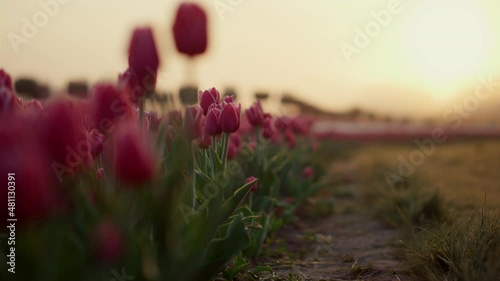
[220,102,241,133]
[91,84,131,134]
[246,176,258,192]
[204,107,221,136]
[0,69,13,92]
[199,87,220,115]
[173,3,208,57]
[109,123,156,186]
[246,101,264,127]
[301,166,314,179]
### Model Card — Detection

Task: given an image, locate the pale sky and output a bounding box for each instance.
[1,0,500,118]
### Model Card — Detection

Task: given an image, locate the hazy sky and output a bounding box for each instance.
[1,0,500,117]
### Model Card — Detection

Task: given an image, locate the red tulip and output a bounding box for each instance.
[92,220,123,262]
[220,102,241,133]
[301,166,314,179]
[246,101,264,127]
[88,129,106,157]
[173,3,208,57]
[128,27,160,93]
[227,142,238,159]
[0,69,13,91]
[261,116,274,139]
[40,100,84,178]
[198,133,212,149]
[0,121,55,224]
[274,116,290,133]
[24,99,43,113]
[118,68,143,105]
[291,117,309,135]
[91,84,131,134]
[222,95,235,103]
[110,123,156,185]
[204,107,221,136]
[246,176,258,192]
[199,87,220,115]
[285,129,296,149]
[183,105,203,139]
[168,110,183,128]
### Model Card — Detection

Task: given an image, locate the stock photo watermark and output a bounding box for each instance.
[7,0,72,53]
[385,74,500,186]
[340,0,403,63]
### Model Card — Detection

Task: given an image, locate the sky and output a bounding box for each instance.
[1,0,500,118]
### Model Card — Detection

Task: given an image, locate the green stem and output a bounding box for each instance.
[221,133,230,169]
[191,143,197,212]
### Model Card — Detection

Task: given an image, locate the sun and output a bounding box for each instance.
[407,2,491,90]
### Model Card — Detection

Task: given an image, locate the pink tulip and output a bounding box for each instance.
[91,84,131,133]
[183,105,203,139]
[128,27,160,93]
[246,101,264,127]
[173,3,208,57]
[246,176,258,192]
[204,107,221,136]
[0,87,20,114]
[0,122,55,224]
[274,116,290,133]
[40,100,84,174]
[227,142,239,159]
[222,95,235,103]
[88,129,106,157]
[198,133,212,149]
[199,87,220,115]
[285,129,296,148]
[118,68,143,105]
[220,102,241,133]
[92,220,123,262]
[110,124,156,185]
[301,166,314,179]
[291,117,309,135]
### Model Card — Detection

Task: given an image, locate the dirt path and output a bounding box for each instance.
[261,213,407,280]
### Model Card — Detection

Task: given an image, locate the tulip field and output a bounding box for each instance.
[2,2,500,281]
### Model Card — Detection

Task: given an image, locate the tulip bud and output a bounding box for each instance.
[91,84,131,134]
[246,176,258,192]
[92,220,123,262]
[24,99,43,113]
[118,68,143,105]
[88,129,106,157]
[198,133,212,149]
[222,95,235,103]
[204,107,221,136]
[40,100,83,174]
[262,116,274,139]
[246,101,264,127]
[274,116,290,133]
[301,166,314,179]
[220,102,241,133]
[128,27,160,94]
[168,110,183,128]
[109,124,156,185]
[173,3,208,57]
[96,167,105,181]
[183,105,203,139]
[199,87,220,115]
